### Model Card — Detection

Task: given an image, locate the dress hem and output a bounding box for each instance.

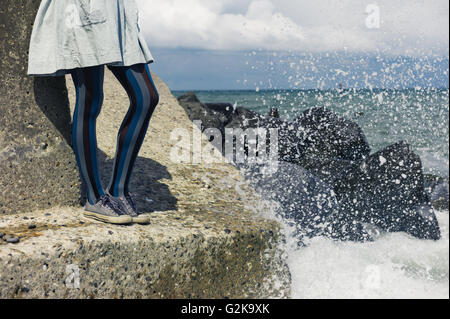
[27,51,154,77]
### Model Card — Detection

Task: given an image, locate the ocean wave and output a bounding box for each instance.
[285,210,449,299]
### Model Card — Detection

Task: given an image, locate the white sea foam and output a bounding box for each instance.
[284,211,449,299]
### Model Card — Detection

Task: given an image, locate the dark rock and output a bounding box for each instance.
[205,103,235,120]
[333,141,441,240]
[225,107,265,130]
[178,93,308,163]
[6,237,20,244]
[0,1,81,215]
[294,107,371,161]
[225,106,369,174]
[239,161,371,244]
[28,224,36,230]
[177,94,440,242]
[239,140,441,243]
[177,92,228,131]
[292,107,371,181]
[225,107,307,163]
[297,157,354,185]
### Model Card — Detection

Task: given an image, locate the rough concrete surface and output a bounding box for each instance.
[0,68,291,298]
[0,0,81,214]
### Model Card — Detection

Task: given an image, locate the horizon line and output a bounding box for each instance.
[171,87,450,92]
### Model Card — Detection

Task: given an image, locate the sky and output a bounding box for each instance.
[136,0,449,90]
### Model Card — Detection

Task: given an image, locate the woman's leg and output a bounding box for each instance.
[71,66,106,205]
[107,63,159,198]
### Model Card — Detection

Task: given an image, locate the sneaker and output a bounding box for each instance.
[84,195,133,225]
[108,192,150,225]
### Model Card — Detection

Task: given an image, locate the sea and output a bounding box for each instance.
[173,88,449,299]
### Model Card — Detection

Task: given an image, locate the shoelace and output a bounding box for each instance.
[99,195,122,213]
[125,192,137,211]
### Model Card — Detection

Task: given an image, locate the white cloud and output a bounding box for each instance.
[136,0,449,55]
[136,0,305,51]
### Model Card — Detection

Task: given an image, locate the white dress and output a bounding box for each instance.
[27,0,154,76]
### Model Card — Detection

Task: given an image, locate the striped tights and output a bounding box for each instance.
[71,64,159,205]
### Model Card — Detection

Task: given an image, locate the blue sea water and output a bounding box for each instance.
[173,88,449,299]
[173,89,449,178]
